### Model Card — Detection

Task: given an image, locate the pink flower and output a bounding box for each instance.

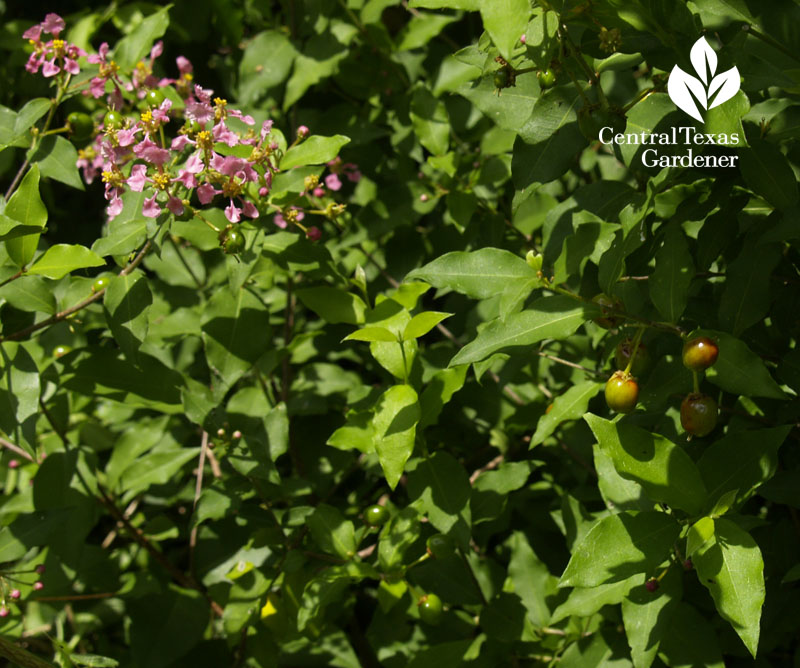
[197,183,219,205]
[127,164,148,192]
[33,582,44,591]
[225,201,242,223]
[273,213,287,229]
[212,121,239,147]
[41,13,65,36]
[312,186,325,197]
[42,59,60,77]
[133,138,170,166]
[173,170,198,189]
[107,195,124,219]
[167,196,184,216]
[325,173,342,191]
[306,226,322,242]
[242,201,259,219]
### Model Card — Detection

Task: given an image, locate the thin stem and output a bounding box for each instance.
[692,370,700,394]
[623,326,645,376]
[538,351,605,378]
[189,431,210,575]
[0,436,35,462]
[0,270,23,289]
[398,339,409,385]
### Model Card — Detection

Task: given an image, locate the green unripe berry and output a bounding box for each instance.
[104,110,123,130]
[538,68,556,88]
[682,336,719,371]
[92,277,110,293]
[605,370,639,414]
[220,229,245,255]
[364,505,390,526]
[680,393,718,437]
[426,534,455,559]
[67,112,94,141]
[494,68,511,89]
[417,593,443,625]
[53,345,71,359]
[144,89,165,108]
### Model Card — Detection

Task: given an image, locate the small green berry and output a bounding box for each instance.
[144,89,165,108]
[104,110,123,130]
[364,505,390,526]
[92,277,110,293]
[418,593,443,625]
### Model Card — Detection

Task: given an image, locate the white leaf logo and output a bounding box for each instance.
[668,37,740,122]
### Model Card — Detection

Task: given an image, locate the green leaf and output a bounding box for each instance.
[738,138,799,210]
[379,507,422,572]
[592,440,656,512]
[551,575,642,624]
[0,509,74,562]
[0,342,40,456]
[410,85,450,155]
[296,286,367,325]
[5,165,46,267]
[621,569,682,668]
[129,586,208,668]
[697,426,791,511]
[28,135,84,190]
[704,89,749,142]
[307,503,357,559]
[397,13,458,52]
[0,276,56,314]
[407,248,536,299]
[450,296,591,367]
[472,461,536,524]
[693,518,764,657]
[649,225,694,323]
[696,329,786,399]
[343,326,397,343]
[238,30,297,104]
[407,452,471,546]
[418,365,467,430]
[687,516,715,558]
[585,414,708,516]
[409,0,478,8]
[103,271,152,364]
[559,511,681,587]
[118,448,200,496]
[280,134,351,169]
[113,6,171,70]
[26,244,104,279]
[507,532,556,627]
[552,218,617,285]
[718,242,781,335]
[327,410,376,454]
[92,219,148,257]
[531,381,602,447]
[480,0,531,60]
[12,99,50,140]
[403,311,452,340]
[457,70,539,133]
[201,287,272,390]
[0,214,40,242]
[372,385,420,489]
[657,602,724,668]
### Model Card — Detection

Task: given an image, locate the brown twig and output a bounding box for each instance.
[537,351,605,378]
[101,498,139,549]
[469,453,504,485]
[0,437,35,462]
[189,431,210,574]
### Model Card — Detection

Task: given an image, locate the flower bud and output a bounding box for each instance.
[296,125,309,139]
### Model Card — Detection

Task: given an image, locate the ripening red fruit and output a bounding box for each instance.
[680,393,718,437]
[645,578,659,593]
[605,371,639,413]
[682,336,719,371]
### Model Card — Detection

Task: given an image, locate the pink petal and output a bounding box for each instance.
[185,153,204,173]
[176,56,193,75]
[127,164,148,192]
[167,196,184,215]
[42,59,60,77]
[22,25,43,40]
[42,13,65,36]
[149,40,164,61]
[142,194,161,218]
[224,201,241,223]
[273,213,287,229]
[197,183,218,205]
[107,195,124,220]
[64,58,81,76]
[171,135,191,151]
[325,173,342,191]
[242,201,259,219]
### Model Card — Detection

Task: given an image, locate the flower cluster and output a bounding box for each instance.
[23,13,85,78]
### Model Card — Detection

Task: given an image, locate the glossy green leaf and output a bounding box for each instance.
[621,569,682,668]
[5,164,46,267]
[507,532,556,627]
[649,225,694,322]
[113,6,171,70]
[418,365,467,430]
[103,271,152,364]
[410,84,451,155]
[407,451,471,545]
[407,248,536,299]
[657,602,724,668]
[403,311,452,340]
[238,30,297,104]
[397,13,459,52]
[378,506,422,572]
[480,0,531,60]
[551,575,641,624]
[559,511,681,587]
[12,98,50,140]
[693,518,764,657]
[0,276,56,314]
[531,380,603,447]
[201,287,272,390]
[92,219,147,257]
[296,286,367,325]
[409,0,478,9]
[738,138,799,210]
[457,70,538,133]
[372,385,420,489]
[118,448,200,496]
[552,219,617,285]
[0,342,40,456]
[326,410,375,454]
[27,244,104,279]
[28,135,84,190]
[281,134,351,169]
[697,426,791,511]
[343,326,397,343]
[308,503,357,559]
[696,329,786,399]
[450,296,591,366]
[585,414,708,516]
